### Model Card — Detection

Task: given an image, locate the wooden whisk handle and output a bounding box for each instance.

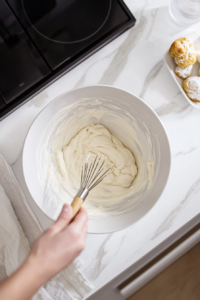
[71,197,84,218]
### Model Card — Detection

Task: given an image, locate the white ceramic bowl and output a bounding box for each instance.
[23,85,171,233]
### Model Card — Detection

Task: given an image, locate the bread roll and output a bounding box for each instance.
[169,37,196,68]
[175,65,193,79]
[183,76,200,102]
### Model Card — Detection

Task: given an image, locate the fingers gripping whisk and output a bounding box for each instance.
[71,153,113,218]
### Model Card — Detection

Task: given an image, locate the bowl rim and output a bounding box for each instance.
[22,84,171,233]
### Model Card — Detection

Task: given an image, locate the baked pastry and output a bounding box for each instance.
[183,76,200,102]
[175,65,193,79]
[169,37,197,68]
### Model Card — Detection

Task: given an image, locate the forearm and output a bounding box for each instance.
[0,204,87,300]
[0,257,47,300]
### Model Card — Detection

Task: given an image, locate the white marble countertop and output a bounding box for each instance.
[0,0,200,297]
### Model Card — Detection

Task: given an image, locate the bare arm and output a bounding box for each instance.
[0,204,88,300]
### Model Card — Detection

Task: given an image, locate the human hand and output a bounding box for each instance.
[27,204,88,283]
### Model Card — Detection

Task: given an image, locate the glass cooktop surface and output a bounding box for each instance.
[0,0,136,119]
[23,0,112,43]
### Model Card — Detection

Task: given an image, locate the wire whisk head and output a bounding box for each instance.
[80,153,113,191]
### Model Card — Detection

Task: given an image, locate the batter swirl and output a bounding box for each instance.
[57,124,137,193]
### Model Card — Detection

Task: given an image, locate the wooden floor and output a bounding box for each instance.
[128,243,200,300]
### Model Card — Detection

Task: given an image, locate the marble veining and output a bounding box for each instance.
[152,178,200,239]
[139,61,164,98]
[85,234,113,280]
[155,102,191,116]
[27,91,49,107]
[146,8,159,41]
[99,3,149,85]
[174,147,197,157]
[73,50,118,89]
[0,0,199,296]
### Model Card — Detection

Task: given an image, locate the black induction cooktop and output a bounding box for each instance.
[0,0,136,120]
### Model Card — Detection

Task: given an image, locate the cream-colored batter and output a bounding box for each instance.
[38,97,158,217]
[57,124,137,194]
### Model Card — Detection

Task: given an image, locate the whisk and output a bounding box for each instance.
[71,153,113,217]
